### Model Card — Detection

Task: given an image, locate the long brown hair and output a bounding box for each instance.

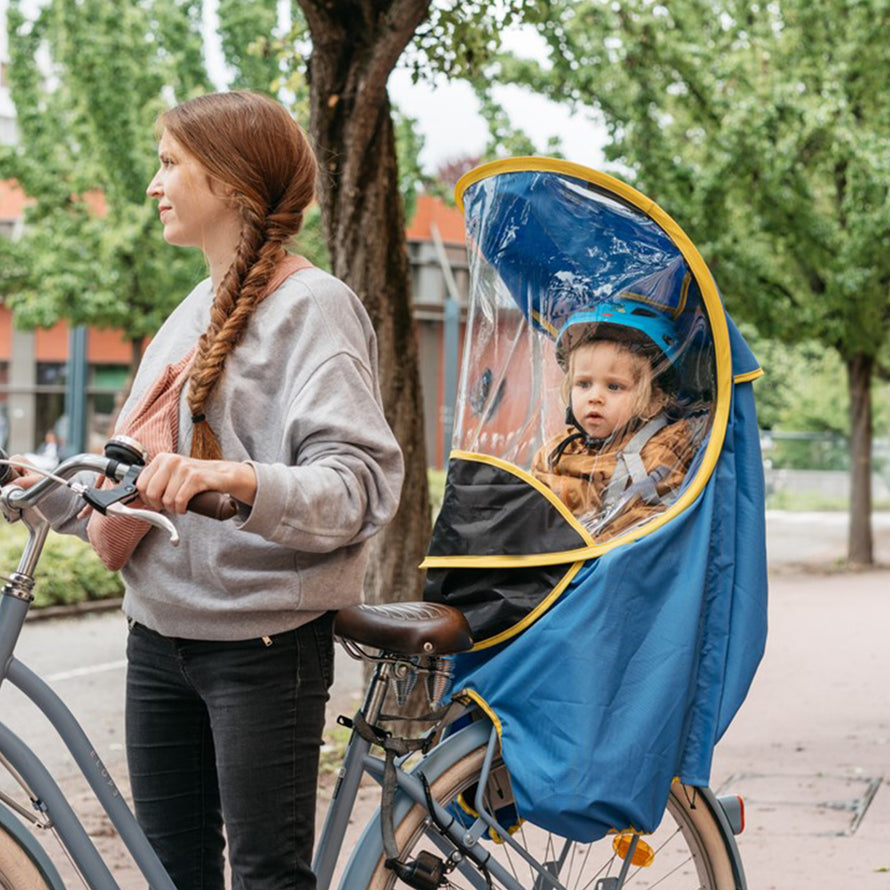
[158,90,317,459]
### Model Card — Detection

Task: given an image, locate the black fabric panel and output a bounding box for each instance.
[424,564,569,644]
[428,457,587,557]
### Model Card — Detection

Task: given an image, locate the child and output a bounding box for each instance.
[531,299,699,539]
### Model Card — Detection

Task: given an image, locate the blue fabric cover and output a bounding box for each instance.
[464,171,693,333]
[451,318,768,841]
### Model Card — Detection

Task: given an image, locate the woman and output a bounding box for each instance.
[18,91,403,888]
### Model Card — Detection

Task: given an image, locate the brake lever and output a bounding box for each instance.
[104,501,180,546]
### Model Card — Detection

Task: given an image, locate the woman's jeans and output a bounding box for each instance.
[125,614,334,890]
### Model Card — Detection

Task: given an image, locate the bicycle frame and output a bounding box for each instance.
[312,654,565,890]
[0,456,499,890]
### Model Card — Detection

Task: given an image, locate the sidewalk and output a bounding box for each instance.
[711,569,890,888]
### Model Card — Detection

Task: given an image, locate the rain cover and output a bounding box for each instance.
[423,159,768,841]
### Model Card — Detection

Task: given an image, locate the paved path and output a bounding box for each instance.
[712,569,890,888]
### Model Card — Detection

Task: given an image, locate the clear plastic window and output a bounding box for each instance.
[454,170,716,542]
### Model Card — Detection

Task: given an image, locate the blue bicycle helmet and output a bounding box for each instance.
[555,298,681,370]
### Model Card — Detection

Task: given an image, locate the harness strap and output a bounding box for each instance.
[352,700,463,869]
[603,414,670,509]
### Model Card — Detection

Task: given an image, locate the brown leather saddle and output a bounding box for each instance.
[334,602,473,656]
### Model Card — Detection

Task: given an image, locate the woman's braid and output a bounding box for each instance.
[187,204,291,460]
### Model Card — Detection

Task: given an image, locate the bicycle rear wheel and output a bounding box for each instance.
[365,744,741,889]
[0,825,53,890]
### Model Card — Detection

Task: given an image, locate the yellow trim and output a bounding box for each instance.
[446,158,732,564]
[677,270,691,315]
[531,309,559,337]
[458,688,503,738]
[457,157,657,215]
[734,368,763,384]
[471,561,585,651]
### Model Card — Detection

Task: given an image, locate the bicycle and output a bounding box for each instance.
[0,440,748,889]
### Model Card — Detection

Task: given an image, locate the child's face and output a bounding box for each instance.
[569,341,652,439]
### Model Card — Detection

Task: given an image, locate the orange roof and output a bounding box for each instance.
[0,179,29,219]
[406,194,466,245]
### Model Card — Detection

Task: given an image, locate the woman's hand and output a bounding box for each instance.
[137,453,258,514]
[4,456,44,490]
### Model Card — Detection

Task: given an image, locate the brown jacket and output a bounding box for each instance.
[531,417,696,540]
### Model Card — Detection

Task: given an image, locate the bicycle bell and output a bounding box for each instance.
[104,435,149,466]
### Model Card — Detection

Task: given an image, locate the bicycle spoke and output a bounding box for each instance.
[368,749,734,890]
[638,856,701,889]
[577,852,616,890]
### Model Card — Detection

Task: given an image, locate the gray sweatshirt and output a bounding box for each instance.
[43,267,404,640]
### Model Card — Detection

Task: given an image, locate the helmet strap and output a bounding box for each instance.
[564,406,604,450]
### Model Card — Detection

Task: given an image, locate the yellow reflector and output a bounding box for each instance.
[612,833,655,867]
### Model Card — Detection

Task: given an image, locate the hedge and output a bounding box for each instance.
[0,522,123,609]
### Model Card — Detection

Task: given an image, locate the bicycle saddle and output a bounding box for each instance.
[334,602,473,656]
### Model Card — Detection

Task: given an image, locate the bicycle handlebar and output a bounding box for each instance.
[0,444,238,526]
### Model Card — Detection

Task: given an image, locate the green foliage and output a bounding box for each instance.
[428,468,446,522]
[408,0,548,81]
[0,523,123,608]
[0,0,292,342]
[394,105,427,221]
[0,0,210,340]
[495,0,890,371]
[293,205,330,271]
[216,0,281,92]
[474,88,537,160]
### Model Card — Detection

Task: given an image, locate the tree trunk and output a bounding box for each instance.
[299,0,433,607]
[846,353,873,566]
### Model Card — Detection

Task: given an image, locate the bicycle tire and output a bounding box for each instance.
[362,744,741,889]
[0,825,53,890]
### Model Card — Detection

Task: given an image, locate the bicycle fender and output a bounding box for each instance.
[337,718,492,888]
[0,800,66,888]
[693,786,748,890]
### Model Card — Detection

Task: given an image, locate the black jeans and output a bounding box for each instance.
[125,614,334,890]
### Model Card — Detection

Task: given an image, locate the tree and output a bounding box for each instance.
[290,0,537,604]
[0,0,210,375]
[498,0,890,564]
[0,0,327,375]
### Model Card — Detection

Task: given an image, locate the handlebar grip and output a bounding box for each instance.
[186,491,239,521]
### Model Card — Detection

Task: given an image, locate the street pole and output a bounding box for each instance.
[430,223,461,465]
[65,326,88,456]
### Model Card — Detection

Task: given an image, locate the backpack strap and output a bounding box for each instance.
[602,414,670,510]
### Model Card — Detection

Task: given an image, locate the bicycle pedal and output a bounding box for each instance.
[387,850,446,889]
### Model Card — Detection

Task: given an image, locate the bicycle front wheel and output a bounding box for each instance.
[365,744,742,890]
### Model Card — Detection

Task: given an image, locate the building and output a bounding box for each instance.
[0,187,469,465]
[406,195,469,467]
